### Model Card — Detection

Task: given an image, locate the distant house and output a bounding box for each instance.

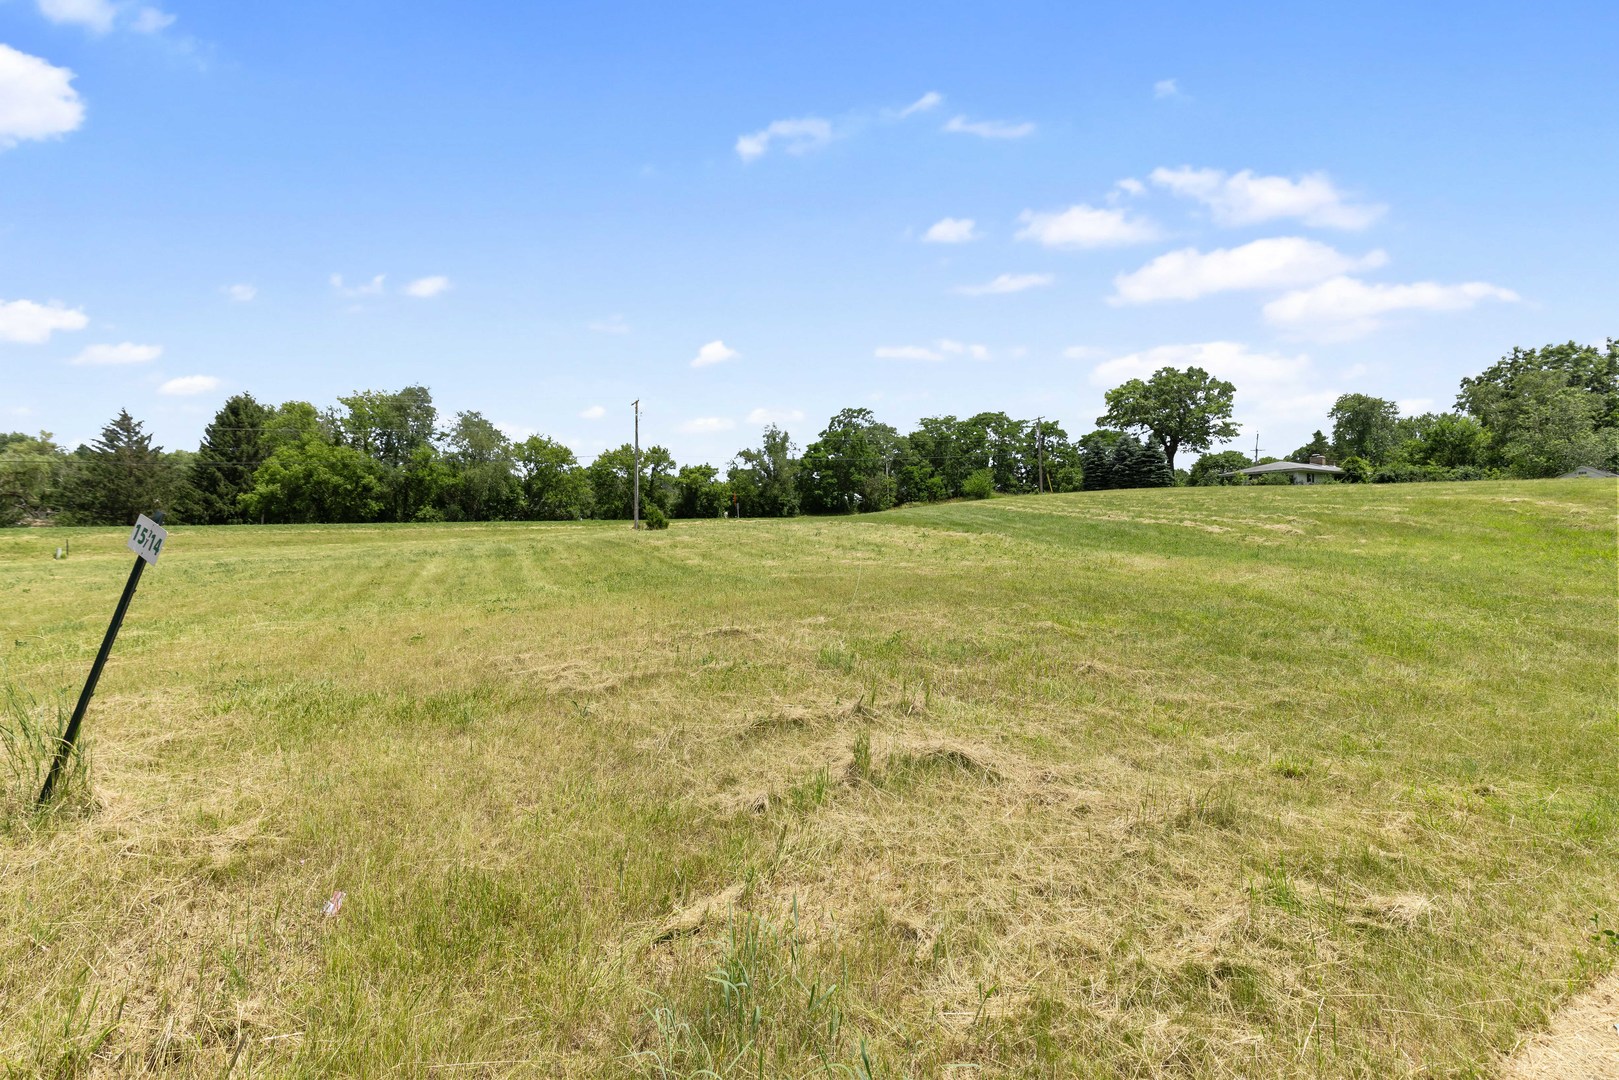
[1558,465,1618,479]
[1234,455,1345,485]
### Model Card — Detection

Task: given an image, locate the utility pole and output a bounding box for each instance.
[632,399,641,530]
[1253,431,1261,465]
[1034,416,1046,494]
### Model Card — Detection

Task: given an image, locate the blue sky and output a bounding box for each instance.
[2,1,1615,465]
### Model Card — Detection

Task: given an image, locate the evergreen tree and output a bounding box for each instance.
[1081,439,1113,490]
[189,393,270,524]
[1109,436,1147,489]
[1142,441,1175,487]
[65,410,177,524]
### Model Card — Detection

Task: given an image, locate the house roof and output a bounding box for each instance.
[1559,465,1618,478]
[1236,461,1345,476]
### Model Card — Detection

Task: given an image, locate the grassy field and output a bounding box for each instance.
[1,480,1614,1078]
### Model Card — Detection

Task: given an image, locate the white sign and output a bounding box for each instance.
[128,514,166,565]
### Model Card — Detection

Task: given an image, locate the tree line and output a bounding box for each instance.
[1,337,1613,526]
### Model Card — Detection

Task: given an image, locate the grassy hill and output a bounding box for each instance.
[2,480,1614,1077]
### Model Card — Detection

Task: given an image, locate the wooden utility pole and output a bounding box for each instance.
[1035,416,1046,494]
[632,399,641,529]
[1253,431,1261,465]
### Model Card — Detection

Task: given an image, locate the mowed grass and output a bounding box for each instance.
[0,480,1614,1078]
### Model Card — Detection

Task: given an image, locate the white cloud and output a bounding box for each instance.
[875,345,943,362]
[0,44,85,149]
[1015,204,1159,248]
[1153,78,1181,100]
[1113,177,1146,198]
[937,339,990,360]
[404,275,451,298]
[69,341,161,365]
[1150,166,1385,230]
[679,416,736,433]
[330,273,385,297]
[222,283,257,302]
[495,421,537,442]
[1110,237,1389,304]
[691,339,739,368]
[0,298,88,343]
[1091,341,1337,446]
[1263,276,1519,340]
[580,405,606,420]
[37,0,174,34]
[897,91,942,118]
[130,6,175,32]
[746,407,805,425]
[735,117,833,161]
[943,114,1034,139]
[923,217,978,243]
[588,314,630,335]
[1397,398,1435,416]
[158,374,220,396]
[37,0,117,32]
[1063,345,1103,360]
[956,273,1053,296]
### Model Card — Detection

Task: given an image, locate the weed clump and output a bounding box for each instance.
[2,683,88,828]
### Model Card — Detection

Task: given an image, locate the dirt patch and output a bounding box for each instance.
[1498,971,1619,1079]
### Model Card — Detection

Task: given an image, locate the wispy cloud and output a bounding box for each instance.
[1110,237,1388,304]
[679,416,736,433]
[875,345,943,362]
[1153,78,1183,100]
[1263,277,1519,340]
[876,339,990,361]
[691,339,740,368]
[895,91,942,118]
[746,407,805,425]
[955,273,1053,296]
[943,114,1034,139]
[0,298,88,343]
[1150,166,1385,230]
[37,0,175,35]
[736,117,834,162]
[158,374,219,395]
[937,339,990,360]
[70,341,161,365]
[404,275,451,298]
[737,91,953,161]
[580,405,606,420]
[330,273,385,297]
[0,44,85,150]
[923,217,978,243]
[588,314,631,335]
[1016,204,1159,248]
[222,283,257,302]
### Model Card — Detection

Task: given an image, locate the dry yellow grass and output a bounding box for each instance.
[0,479,1614,1076]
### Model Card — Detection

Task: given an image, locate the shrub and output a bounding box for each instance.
[962,469,994,500]
[643,505,669,530]
[1340,456,1371,483]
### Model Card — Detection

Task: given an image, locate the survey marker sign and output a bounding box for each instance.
[128,513,167,565]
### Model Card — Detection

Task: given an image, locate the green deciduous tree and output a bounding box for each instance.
[0,432,70,525]
[1189,449,1253,486]
[1098,366,1239,470]
[1328,394,1401,464]
[515,436,591,519]
[727,426,799,516]
[239,435,385,523]
[800,408,901,513]
[443,411,519,520]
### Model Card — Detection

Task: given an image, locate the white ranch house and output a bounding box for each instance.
[1234,456,1345,485]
